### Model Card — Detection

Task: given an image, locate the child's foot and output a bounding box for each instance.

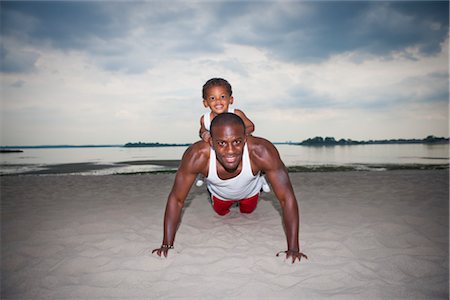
[196,179,204,187]
[261,175,270,192]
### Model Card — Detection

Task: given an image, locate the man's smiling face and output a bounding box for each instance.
[210,122,246,173]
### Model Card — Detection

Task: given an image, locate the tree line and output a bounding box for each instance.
[298,135,449,146]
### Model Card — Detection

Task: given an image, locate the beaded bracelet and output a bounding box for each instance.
[161,244,174,249]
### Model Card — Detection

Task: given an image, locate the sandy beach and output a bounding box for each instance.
[1,169,448,299]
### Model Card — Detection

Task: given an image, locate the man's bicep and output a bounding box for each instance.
[262,152,295,202]
[266,164,292,190]
[170,167,197,202]
[170,146,204,201]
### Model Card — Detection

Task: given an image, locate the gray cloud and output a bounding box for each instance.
[10,80,26,88]
[0,45,40,73]
[227,2,448,62]
[1,1,447,74]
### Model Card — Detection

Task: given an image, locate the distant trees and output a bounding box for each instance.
[124,142,191,147]
[423,135,448,144]
[298,136,449,146]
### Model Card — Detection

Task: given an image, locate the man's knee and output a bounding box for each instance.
[239,205,257,214]
[214,207,232,216]
[212,196,234,216]
[239,194,259,214]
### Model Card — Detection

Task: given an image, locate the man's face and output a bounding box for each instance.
[210,123,246,172]
[203,85,234,115]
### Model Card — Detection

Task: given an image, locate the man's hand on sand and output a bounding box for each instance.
[276,250,308,264]
[152,245,173,258]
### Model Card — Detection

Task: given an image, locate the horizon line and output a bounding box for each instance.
[1,135,449,149]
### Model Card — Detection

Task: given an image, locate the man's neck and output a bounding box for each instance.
[216,159,243,180]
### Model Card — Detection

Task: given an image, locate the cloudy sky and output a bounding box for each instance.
[1,1,448,145]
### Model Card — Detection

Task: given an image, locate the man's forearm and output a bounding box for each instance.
[282,198,300,250]
[162,195,184,245]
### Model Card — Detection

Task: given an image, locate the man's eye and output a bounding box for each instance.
[233,140,241,145]
[218,141,226,147]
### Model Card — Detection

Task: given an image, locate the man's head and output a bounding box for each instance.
[210,113,246,172]
[202,78,234,115]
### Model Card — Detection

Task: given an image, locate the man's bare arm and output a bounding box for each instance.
[153,142,207,257]
[250,137,307,263]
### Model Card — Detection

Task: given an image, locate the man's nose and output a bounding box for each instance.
[226,144,234,153]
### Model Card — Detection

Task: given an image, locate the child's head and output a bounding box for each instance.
[202,78,232,99]
[202,78,234,115]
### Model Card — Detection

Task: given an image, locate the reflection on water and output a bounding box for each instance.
[1,144,448,175]
[277,144,449,166]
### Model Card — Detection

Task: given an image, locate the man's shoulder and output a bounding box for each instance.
[247,135,274,149]
[181,140,210,169]
[186,140,210,156]
[247,136,277,160]
[247,136,283,171]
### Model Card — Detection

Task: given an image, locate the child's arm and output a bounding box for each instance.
[234,109,255,135]
[199,115,211,142]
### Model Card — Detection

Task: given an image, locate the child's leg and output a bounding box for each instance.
[239,194,259,214]
[261,174,270,192]
[195,174,204,187]
[211,196,236,216]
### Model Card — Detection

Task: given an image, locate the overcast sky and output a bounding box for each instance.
[1,1,448,145]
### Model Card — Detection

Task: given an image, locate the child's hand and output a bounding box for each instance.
[201,131,211,143]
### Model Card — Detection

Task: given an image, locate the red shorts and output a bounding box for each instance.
[211,194,259,216]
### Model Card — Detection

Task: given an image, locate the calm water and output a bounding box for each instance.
[1,144,448,175]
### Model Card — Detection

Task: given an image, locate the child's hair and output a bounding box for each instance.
[202,78,233,99]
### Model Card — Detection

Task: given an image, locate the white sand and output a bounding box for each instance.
[1,170,448,299]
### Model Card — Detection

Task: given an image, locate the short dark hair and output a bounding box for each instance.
[202,78,232,99]
[210,112,246,137]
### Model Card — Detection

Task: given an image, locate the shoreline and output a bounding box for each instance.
[0,160,448,176]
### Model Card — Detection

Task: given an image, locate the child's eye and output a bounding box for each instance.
[221,95,226,99]
[209,96,215,101]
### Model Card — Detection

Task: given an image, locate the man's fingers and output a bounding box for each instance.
[152,248,164,257]
[289,254,299,264]
[151,248,171,258]
[285,252,308,264]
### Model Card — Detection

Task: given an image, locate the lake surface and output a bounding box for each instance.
[1,144,448,175]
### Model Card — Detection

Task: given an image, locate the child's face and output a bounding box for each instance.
[203,85,234,115]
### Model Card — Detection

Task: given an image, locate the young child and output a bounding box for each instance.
[196,78,270,193]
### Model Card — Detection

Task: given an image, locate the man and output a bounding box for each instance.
[153,113,307,263]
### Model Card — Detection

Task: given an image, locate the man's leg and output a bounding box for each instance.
[212,196,236,216]
[239,193,259,214]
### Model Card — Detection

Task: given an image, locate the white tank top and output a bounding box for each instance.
[203,107,235,131]
[206,143,263,201]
